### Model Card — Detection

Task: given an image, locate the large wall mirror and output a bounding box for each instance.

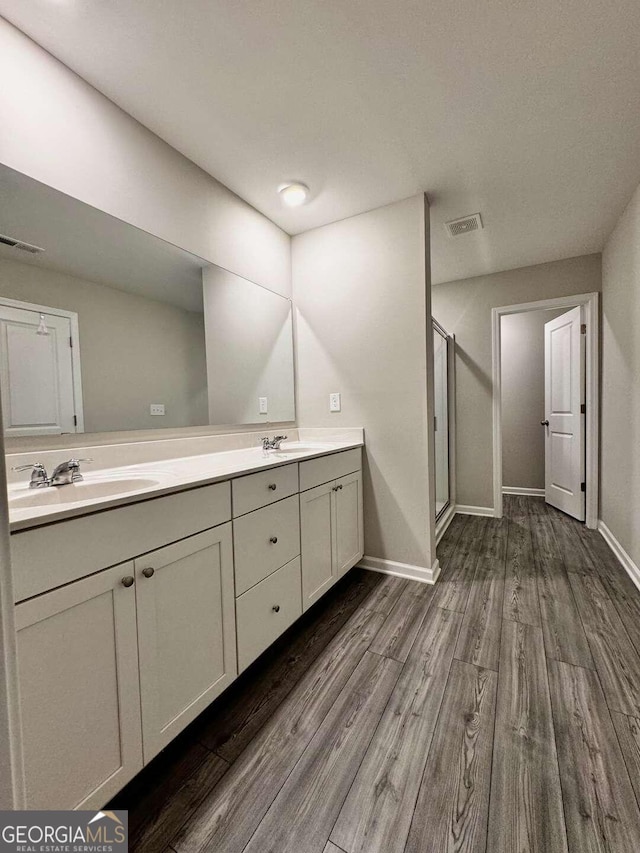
[0,165,295,444]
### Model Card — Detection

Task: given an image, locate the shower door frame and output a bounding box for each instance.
[433,319,456,538]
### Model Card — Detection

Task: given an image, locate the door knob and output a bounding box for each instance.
[540,420,549,426]
[121,576,134,588]
[268,483,277,491]
[272,604,280,613]
[142,567,155,578]
[270,536,278,544]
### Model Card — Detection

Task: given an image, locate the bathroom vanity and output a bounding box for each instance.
[8,435,364,810]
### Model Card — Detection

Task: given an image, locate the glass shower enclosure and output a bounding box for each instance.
[433,319,453,520]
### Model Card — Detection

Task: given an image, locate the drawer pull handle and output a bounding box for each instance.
[272,604,281,613]
[142,567,155,579]
[268,483,277,491]
[121,576,135,588]
[270,536,278,544]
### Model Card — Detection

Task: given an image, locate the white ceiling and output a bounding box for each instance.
[2,0,640,283]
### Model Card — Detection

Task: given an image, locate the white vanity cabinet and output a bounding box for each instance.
[15,562,143,810]
[10,443,364,810]
[299,452,364,610]
[135,526,236,762]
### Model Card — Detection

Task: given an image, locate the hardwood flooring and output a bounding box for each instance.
[109,497,640,853]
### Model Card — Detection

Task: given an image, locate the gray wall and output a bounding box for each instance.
[432,253,602,508]
[601,182,640,569]
[501,308,565,490]
[293,195,435,572]
[0,18,290,299]
[203,266,295,425]
[0,258,208,433]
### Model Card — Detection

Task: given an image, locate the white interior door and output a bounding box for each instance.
[0,303,80,436]
[543,306,585,520]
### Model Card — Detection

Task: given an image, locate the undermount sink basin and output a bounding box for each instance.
[9,477,162,509]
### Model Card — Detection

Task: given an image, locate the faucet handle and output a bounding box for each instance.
[12,462,49,489]
[70,458,93,465]
[12,462,47,472]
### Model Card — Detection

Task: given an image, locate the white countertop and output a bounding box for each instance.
[8,438,363,532]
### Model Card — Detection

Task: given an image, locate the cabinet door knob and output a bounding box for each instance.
[121,576,135,588]
[270,536,278,544]
[272,604,280,613]
[268,483,277,491]
[540,420,549,426]
[142,567,155,578]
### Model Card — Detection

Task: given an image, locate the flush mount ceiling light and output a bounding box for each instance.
[278,182,310,207]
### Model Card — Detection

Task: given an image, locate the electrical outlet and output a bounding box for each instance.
[150,404,165,416]
[329,392,341,412]
[259,397,268,415]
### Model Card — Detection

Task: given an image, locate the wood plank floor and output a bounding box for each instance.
[109,497,640,853]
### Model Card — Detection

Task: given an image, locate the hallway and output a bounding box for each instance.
[113,496,640,853]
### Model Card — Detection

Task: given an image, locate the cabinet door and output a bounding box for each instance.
[15,563,142,810]
[334,470,364,577]
[300,481,336,610]
[135,525,236,762]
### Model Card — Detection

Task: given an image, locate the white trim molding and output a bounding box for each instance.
[455,504,496,517]
[502,486,545,497]
[598,521,640,593]
[359,555,441,585]
[492,291,599,529]
[435,502,456,544]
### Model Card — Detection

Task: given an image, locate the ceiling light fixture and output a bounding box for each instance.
[278,182,310,207]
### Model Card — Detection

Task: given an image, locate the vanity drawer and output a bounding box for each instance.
[232,462,298,517]
[236,556,302,672]
[11,482,231,602]
[233,495,300,596]
[299,448,362,492]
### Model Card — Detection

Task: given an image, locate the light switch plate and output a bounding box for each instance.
[259,397,268,414]
[150,404,165,416]
[329,392,341,412]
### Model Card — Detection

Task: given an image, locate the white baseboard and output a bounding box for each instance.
[358,555,441,585]
[502,486,545,497]
[598,520,640,593]
[455,504,496,517]
[435,503,456,545]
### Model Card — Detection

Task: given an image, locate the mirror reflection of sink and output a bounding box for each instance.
[9,477,162,509]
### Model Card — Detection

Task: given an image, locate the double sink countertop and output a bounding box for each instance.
[7,435,364,532]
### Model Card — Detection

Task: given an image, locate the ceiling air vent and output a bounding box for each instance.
[0,233,45,254]
[444,213,483,238]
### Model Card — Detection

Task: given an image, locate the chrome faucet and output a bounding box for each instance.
[261,435,288,451]
[12,462,50,489]
[49,458,93,486]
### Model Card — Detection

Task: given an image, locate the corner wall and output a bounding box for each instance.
[432,254,602,508]
[0,18,290,298]
[292,195,436,575]
[601,183,640,570]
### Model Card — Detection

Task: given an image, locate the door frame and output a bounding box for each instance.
[491,291,599,528]
[0,296,85,433]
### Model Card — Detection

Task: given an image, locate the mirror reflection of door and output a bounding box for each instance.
[0,299,83,437]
